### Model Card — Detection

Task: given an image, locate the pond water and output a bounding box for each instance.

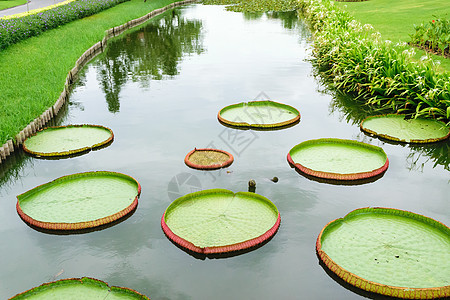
[1,4,449,299]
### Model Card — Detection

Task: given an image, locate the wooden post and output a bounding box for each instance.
[24,125,30,138]
[30,122,36,134]
[3,143,10,156]
[34,118,41,131]
[8,140,14,152]
[0,147,5,160]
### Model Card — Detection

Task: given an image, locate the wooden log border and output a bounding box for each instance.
[0,0,197,164]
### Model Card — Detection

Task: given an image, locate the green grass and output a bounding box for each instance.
[0,0,27,10]
[335,0,450,72]
[0,0,181,144]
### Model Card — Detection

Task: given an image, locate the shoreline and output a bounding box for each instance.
[0,0,197,164]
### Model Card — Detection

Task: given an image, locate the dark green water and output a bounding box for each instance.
[1,4,449,299]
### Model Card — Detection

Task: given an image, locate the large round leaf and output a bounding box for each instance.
[360,114,450,143]
[23,124,114,157]
[17,171,141,230]
[10,277,149,299]
[288,138,388,181]
[218,100,300,129]
[184,148,233,170]
[162,189,280,255]
[317,207,450,299]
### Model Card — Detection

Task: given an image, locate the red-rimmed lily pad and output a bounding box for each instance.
[23,124,114,157]
[287,138,388,181]
[317,207,450,299]
[161,189,280,256]
[10,277,149,299]
[218,100,300,129]
[185,148,233,170]
[17,171,141,231]
[360,114,450,143]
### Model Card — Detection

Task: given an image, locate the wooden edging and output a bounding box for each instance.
[0,0,197,165]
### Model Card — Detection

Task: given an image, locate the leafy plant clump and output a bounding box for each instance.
[0,0,129,50]
[202,0,298,12]
[299,0,450,123]
[410,17,450,58]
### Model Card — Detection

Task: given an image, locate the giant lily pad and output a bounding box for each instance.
[23,124,114,157]
[360,114,450,143]
[317,207,450,299]
[17,171,141,230]
[10,277,149,299]
[185,148,233,170]
[218,100,300,129]
[287,138,388,181]
[161,189,280,255]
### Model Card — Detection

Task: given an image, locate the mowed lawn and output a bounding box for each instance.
[335,0,450,72]
[0,0,27,10]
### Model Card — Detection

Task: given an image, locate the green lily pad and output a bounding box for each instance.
[10,277,149,299]
[161,189,280,255]
[17,171,141,230]
[218,100,300,129]
[360,114,450,143]
[317,207,450,299]
[287,138,388,181]
[23,124,114,157]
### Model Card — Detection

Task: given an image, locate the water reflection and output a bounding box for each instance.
[242,10,308,32]
[1,4,448,300]
[0,151,32,194]
[407,141,450,172]
[266,11,300,30]
[94,9,204,113]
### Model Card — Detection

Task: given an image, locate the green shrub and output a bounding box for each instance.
[410,17,450,57]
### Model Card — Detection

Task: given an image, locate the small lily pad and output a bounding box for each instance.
[23,124,114,157]
[317,207,450,299]
[360,114,450,143]
[287,138,388,181]
[218,100,300,129]
[17,171,141,231]
[10,277,149,299]
[161,189,280,255]
[185,148,233,170]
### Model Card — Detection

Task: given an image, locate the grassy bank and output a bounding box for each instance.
[335,0,450,72]
[0,0,181,145]
[0,0,26,10]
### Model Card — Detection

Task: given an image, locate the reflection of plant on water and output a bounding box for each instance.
[0,151,32,194]
[406,142,450,172]
[242,10,311,38]
[94,9,205,113]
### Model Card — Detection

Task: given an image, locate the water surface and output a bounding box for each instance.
[1,4,449,299]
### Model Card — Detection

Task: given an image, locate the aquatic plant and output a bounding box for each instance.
[202,0,298,12]
[299,0,450,123]
[0,0,129,50]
